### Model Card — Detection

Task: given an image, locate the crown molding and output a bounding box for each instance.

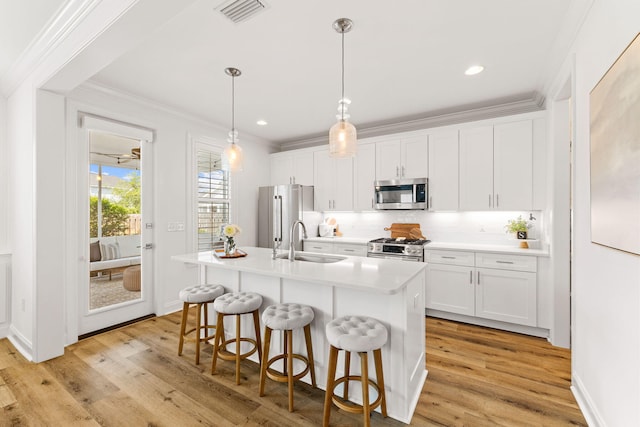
[0,0,101,98]
[75,80,276,149]
[277,92,546,151]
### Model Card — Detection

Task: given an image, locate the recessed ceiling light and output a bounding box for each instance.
[256,119,268,126]
[465,65,484,76]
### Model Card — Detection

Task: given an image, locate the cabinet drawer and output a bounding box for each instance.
[425,250,474,266]
[334,243,367,257]
[303,241,333,254]
[475,253,537,272]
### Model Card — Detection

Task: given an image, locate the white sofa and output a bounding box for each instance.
[90,235,141,278]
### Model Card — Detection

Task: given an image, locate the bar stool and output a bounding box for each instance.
[323,315,388,427]
[178,284,225,365]
[211,291,263,385]
[259,303,317,412]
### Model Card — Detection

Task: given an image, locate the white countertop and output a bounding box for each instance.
[172,246,426,295]
[425,241,549,256]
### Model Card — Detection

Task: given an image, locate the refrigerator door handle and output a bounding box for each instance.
[274,195,283,242]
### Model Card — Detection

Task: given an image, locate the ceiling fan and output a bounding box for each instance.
[91,147,141,165]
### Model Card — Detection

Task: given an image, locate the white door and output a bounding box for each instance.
[401,136,428,179]
[475,267,537,326]
[375,139,402,180]
[333,156,353,211]
[313,150,333,211]
[78,117,154,335]
[428,131,459,210]
[425,263,475,316]
[459,126,494,210]
[353,144,376,210]
[493,120,533,210]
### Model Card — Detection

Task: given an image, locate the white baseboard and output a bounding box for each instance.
[8,324,34,362]
[572,373,604,427]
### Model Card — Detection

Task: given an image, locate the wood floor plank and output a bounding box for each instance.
[0,315,587,426]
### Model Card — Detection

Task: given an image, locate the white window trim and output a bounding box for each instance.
[186,134,230,252]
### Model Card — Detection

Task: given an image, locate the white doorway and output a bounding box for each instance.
[77,116,154,335]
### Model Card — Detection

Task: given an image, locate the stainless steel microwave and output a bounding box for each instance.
[374,178,427,210]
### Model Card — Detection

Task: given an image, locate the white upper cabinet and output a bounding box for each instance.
[270,151,314,186]
[459,120,533,210]
[313,149,353,211]
[375,136,428,180]
[353,144,376,211]
[428,130,459,211]
[459,126,494,210]
[493,120,533,210]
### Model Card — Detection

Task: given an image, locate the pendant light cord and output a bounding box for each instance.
[341,30,345,122]
[231,74,236,144]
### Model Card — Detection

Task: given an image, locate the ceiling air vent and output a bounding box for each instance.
[216,0,267,24]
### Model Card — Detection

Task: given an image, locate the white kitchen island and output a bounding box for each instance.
[173,247,427,424]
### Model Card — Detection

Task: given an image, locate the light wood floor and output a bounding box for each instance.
[0,313,586,426]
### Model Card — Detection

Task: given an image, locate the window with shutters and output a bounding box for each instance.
[196,147,230,251]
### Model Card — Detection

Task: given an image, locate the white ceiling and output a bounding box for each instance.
[3,0,578,145]
[0,0,67,77]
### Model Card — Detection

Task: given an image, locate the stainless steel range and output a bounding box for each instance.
[367,237,430,262]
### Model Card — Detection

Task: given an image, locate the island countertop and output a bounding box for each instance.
[172,246,426,295]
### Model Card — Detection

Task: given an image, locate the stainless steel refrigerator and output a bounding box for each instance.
[258,185,314,250]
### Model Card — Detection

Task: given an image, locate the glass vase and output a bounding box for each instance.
[224,239,236,256]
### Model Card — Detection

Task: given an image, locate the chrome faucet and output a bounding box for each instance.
[289,220,308,261]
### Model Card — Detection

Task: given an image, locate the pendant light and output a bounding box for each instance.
[222,67,244,172]
[329,18,357,158]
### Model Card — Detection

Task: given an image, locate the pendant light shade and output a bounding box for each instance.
[222,67,244,172]
[329,18,357,158]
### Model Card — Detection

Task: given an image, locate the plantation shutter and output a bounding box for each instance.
[197,148,230,250]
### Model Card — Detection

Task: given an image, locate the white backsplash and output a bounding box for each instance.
[321,210,544,248]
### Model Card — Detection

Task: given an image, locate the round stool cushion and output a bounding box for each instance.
[122,265,141,291]
[326,315,388,352]
[179,284,225,304]
[214,292,262,314]
[262,303,314,330]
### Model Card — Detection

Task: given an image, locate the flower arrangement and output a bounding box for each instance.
[504,215,531,239]
[221,224,241,255]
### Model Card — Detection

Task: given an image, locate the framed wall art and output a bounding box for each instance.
[590,32,640,255]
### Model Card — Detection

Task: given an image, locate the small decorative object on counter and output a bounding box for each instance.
[222,224,241,256]
[505,216,532,248]
[505,216,532,238]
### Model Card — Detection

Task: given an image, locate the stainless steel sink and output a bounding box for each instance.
[276,253,346,263]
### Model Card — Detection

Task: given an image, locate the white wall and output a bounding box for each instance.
[550,0,640,425]
[0,95,7,253]
[6,81,36,352]
[67,84,276,323]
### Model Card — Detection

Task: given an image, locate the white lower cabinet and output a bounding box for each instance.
[303,241,334,254]
[303,241,367,257]
[426,250,537,328]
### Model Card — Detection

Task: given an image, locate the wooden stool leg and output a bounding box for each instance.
[283,330,288,374]
[178,302,189,356]
[286,330,294,412]
[235,314,241,385]
[373,349,387,417]
[211,312,224,374]
[323,345,339,427]
[203,302,209,338]
[361,352,371,427]
[344,350,351,399]
[195,303,202,365]
[252,309,262,366]
[259,327,272,397]
[303,324,317,387]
